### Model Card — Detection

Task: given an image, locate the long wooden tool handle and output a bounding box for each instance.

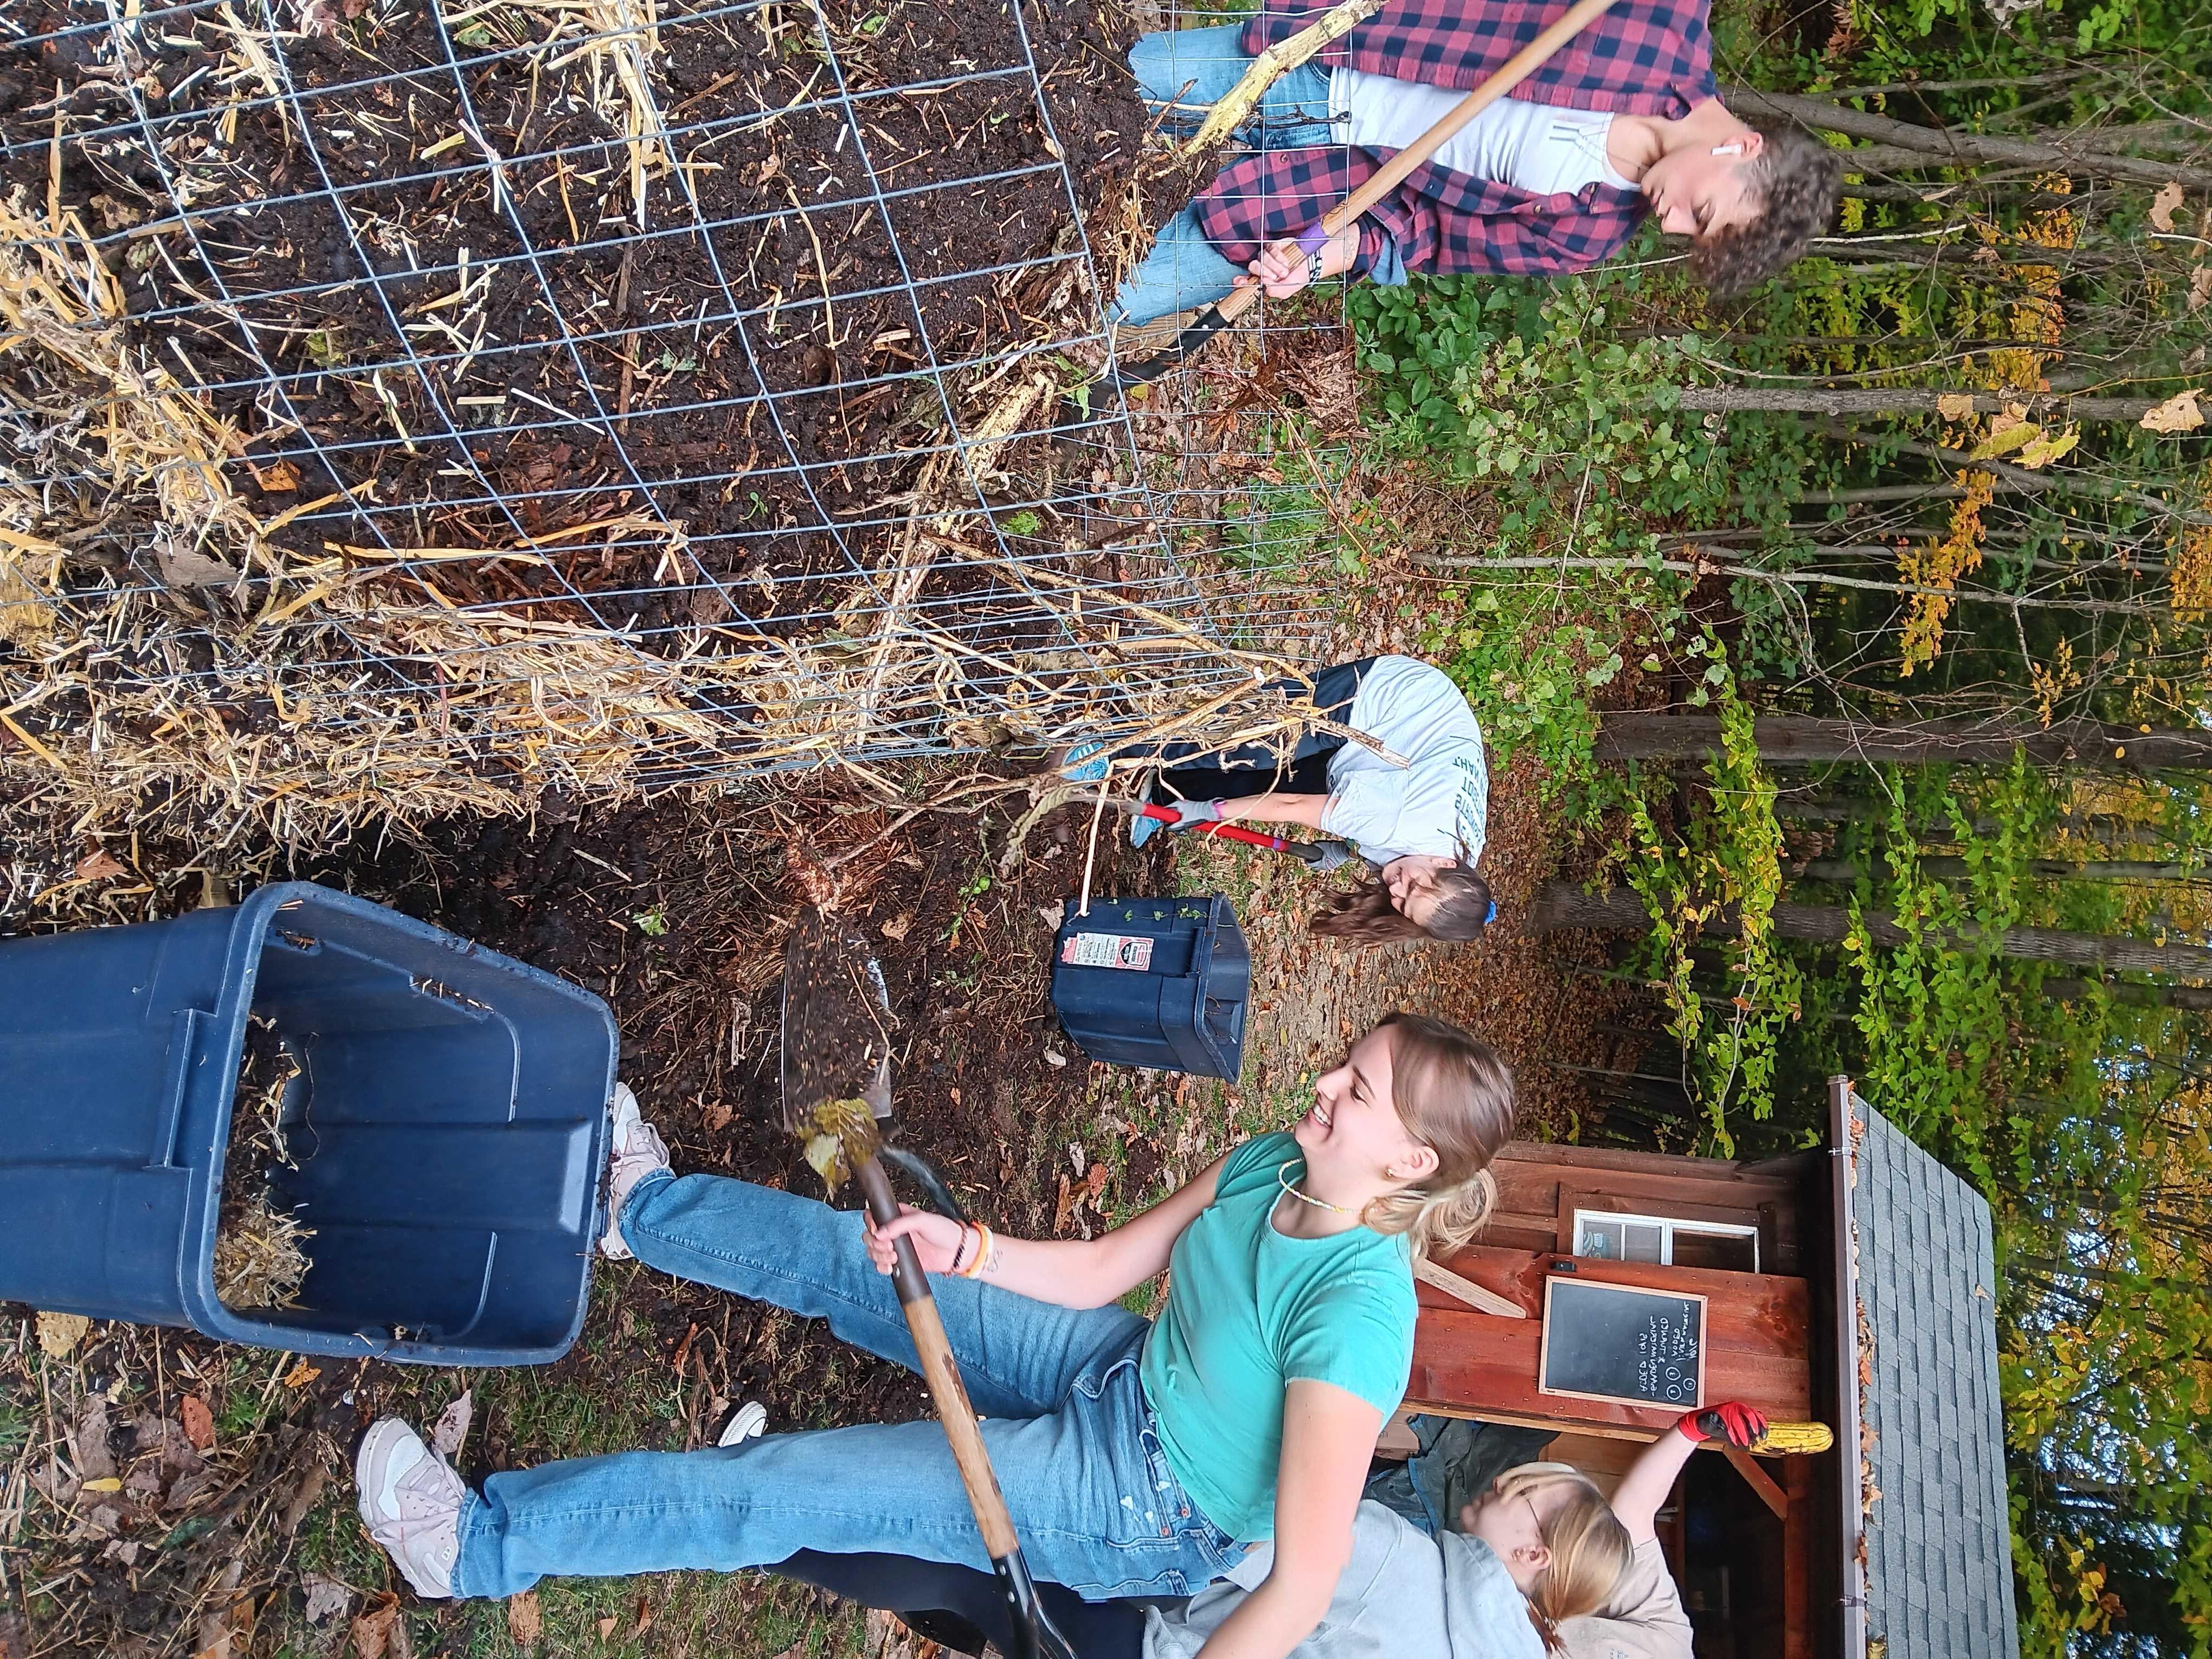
[856,1158,1022,1560]
[1209,0,1622,329]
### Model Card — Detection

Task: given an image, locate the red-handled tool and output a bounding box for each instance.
[1133,802,1355,870]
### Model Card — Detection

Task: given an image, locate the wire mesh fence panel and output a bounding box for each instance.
[0,0,1361,845]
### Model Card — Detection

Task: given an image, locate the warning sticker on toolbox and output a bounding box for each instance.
[1061,931,1154,970]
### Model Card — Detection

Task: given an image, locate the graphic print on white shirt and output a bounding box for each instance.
[1319,658,1490,867]
[1328,75,1641,198]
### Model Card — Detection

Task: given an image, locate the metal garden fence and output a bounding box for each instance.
[0,0,1349,843]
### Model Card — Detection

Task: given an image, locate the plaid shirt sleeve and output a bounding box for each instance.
[1192,149,1649,279]
[1239,0,1717,114]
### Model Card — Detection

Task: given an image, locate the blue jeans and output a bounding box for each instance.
[1112,27,1406,326]
[452,1172,1239,1600]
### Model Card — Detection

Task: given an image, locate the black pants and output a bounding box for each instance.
[1149,657,1375,804]
[767,1551,1150,1659]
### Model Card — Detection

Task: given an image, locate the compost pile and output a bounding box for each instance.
[0,0,1270,844]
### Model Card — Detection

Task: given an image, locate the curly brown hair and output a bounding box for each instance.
[1690,120,1842,298]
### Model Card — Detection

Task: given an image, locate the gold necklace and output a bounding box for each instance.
[1277,1160,1355,1216]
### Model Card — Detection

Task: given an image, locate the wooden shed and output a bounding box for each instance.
[1401,1079,2018,1659]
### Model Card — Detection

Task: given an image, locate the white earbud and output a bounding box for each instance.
[1711,142,1744,157]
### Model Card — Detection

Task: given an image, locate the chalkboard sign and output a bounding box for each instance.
[1538,1278,1706,1409]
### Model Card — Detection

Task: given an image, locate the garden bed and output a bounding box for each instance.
[4,0,1322,848]
[2,0,1143,597]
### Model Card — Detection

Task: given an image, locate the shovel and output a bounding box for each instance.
[779,908,1076,1659]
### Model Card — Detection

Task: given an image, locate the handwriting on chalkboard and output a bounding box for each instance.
[1637,1302,1700,1405]
[1538,1279,1707,1409]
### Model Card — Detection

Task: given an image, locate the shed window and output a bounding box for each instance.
[1573,1210,1759,1273]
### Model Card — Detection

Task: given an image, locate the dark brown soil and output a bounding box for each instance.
[265,777,1163,1406]
[1,0,1146,627]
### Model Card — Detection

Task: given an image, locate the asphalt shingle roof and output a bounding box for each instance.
[1854,1100,2019,1659]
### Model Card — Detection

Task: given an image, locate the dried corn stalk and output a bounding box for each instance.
[1181,0,1384,156]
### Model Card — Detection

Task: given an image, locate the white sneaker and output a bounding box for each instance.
[718,1400,769,1447]
[355,1418,464,1599]
[600,1082,671,1261]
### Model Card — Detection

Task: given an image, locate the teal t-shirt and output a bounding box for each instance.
[1139,1133,1418,1543]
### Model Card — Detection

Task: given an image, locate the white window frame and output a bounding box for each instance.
[1571,1208,1761,1273]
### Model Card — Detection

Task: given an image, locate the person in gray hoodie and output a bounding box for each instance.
[762,1468,1631,1658]
[1151,1494,1548,1659]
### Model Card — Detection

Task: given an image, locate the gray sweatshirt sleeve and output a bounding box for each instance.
[1142,1502,1447,1659]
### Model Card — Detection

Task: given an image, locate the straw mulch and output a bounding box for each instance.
[0,185,1332,857]
[212,1017,313,1312]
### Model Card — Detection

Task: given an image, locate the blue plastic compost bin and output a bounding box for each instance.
[1049,895,1250,1079]
[0,882,615,1365]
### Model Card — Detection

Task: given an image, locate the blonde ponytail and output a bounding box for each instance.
[1359,1013,1516,1262]
[1490,1463,1635,1642]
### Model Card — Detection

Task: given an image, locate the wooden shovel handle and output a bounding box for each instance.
[855,1158,1023,1560]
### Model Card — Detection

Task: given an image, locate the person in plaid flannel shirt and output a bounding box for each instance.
[1111,0,1839,328]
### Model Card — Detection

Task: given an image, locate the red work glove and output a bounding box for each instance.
[1677,1401,1767,1449]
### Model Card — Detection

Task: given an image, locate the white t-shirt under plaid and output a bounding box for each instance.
[1319,658,1490,866]
[1329,76,1640,197]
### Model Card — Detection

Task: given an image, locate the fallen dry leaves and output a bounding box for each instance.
[2142,388,2205,434]
[282,1463,330,1535]
[350,1598,398,1659]
[35,1310,90,1358]
[73,848,128,882]
[2150,180,2186,232]
[506,1590,542,1650]
[300,1574,353,1628]
[429,1390,473,1461]
[181,1396,215,1452]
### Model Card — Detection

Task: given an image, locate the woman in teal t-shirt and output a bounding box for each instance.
[352,1013,1516,1659]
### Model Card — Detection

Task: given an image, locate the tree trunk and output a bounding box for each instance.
[1527,883,2212,980]
[1721,84,2212,191]
[1776,796,2174,847]
[1881,436,2212,530]
[1751,483,1976,507]
[1673,385,2175,421]
[2043,977,2212,1012]
[1795,857,2198,884]
[1595,712,2212,770]
[1411,550,2164,615]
